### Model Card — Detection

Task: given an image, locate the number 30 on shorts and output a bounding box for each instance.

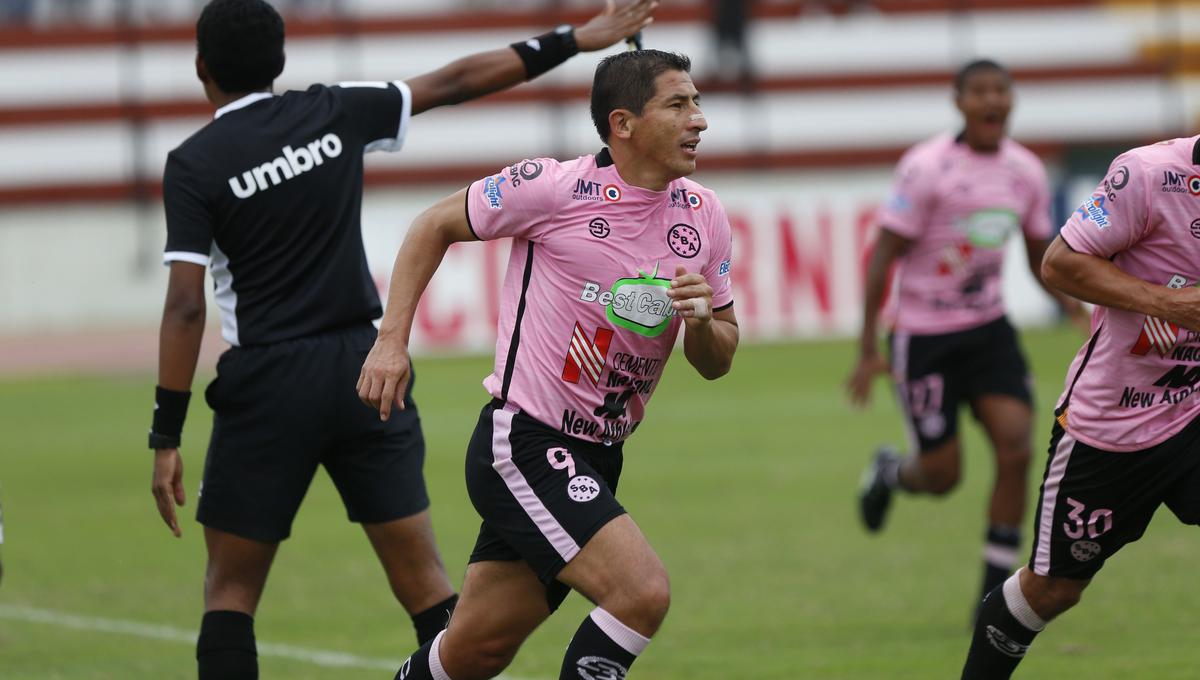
[1063,497,1114,540]
[546,447,601,503]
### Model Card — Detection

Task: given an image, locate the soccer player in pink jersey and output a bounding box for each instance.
[358,50,738,680]
[961,137,1200,677]
[848,60,1086,614]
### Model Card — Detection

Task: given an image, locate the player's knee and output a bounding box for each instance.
[626,569,671,633]
[457,636,520,679]
[1023,573,1086,621]
[922,464,960,495]
[994,440,1032,473]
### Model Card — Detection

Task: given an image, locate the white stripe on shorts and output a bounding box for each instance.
[890,331,919,454]
[1034,430,1076,575]
[491,406,581,562]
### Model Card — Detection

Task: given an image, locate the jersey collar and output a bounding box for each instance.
[214,92,275,119]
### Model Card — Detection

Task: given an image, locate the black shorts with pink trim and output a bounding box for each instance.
[1028,413,1200,579]
[465,399,627,611]
[889,315,1032,454]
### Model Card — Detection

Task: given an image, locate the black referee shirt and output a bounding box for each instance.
[162,81,412,347]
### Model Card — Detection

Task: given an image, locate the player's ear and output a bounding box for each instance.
[608,108,636,141]
[195,55,210,85]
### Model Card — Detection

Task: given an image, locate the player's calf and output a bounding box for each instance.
[961,569,1088,679]
[559,607,652,680]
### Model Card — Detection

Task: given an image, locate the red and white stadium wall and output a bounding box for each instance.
[0,166,1079,352]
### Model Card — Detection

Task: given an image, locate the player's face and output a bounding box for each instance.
[633,70,707,179]
[956,68,1012,151]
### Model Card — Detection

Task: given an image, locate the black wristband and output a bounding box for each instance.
[149,386,190,449]
[510,25,579,80]
[148,431,182,450]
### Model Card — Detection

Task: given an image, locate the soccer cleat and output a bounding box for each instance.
[858,446,899,533]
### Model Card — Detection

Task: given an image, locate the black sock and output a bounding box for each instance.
[961,575,1044,680]
[197,610,257,680]
[559,608,649,680]
[395,630,447,680]
[412,594,458,646]
[982,526,1021,603]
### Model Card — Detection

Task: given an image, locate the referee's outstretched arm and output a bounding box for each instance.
[406,0,657,115]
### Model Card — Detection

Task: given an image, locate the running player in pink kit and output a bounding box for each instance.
[960,136,1200,677]
[849,60,1087,613]
[359,50,737,680]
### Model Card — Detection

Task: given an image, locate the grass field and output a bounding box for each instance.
[0,325,1196,679]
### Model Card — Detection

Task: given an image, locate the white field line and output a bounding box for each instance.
[0,604,536,679]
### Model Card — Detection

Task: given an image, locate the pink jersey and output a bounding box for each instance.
[876,133,1053,334]
[1057,136,1200,451]
[465,150,735,444]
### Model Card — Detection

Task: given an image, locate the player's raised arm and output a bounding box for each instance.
[357,189,477,420]
[405,0,656,115]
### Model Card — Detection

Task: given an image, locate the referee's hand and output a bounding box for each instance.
[151,448,186,538]
[574,0,657,52]
[358,339,410,421]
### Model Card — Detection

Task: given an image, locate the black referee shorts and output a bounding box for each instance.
[889,315,1033,453]
[465,400,627,612]
[196,324,428,542]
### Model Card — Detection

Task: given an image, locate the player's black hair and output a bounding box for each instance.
[196,0,285,94]
[591,49,693,143]
[954,59,1010,93]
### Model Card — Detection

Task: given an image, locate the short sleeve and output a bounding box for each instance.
[465,159,558,242]
[875,148,934,239]
[703,198,735,311]
[162,152,214,267]
[1020,157,1054,240]
[1059,153,1150,259]
[333,80,412,153]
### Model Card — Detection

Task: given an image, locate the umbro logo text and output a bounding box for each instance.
[228,133,344,199]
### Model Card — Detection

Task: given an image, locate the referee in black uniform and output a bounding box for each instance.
[147,1,655,678]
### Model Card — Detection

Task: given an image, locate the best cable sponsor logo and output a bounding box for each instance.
[578,265,677,337]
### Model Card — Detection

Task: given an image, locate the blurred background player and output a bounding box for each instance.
[847,59,1087,615]
[961,136,1200,677]
[145,0,656,678]
[358,49,737,680]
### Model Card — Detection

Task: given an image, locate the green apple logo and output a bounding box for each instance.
[963,208,1018,249]
[606,264,675,337]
